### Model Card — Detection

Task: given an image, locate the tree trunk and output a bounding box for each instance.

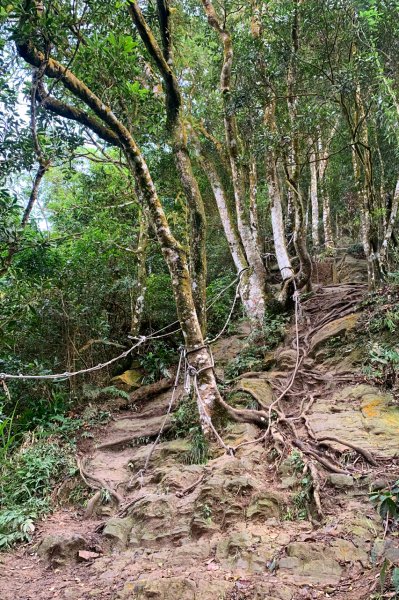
[130,206,149,337]
[199,149,266,321]
[128,0,207,333]
[309,143,319,251]
[16,32,218,435]
[201,0,269,324]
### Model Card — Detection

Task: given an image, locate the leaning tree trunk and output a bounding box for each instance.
[16,30,219,436]
[128,0,207,333]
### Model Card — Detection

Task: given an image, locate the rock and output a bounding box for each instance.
[236,378,274,407]
[128,494,191,547]
[279,542,342,585]
[333,254,368,283]
[103,517,133,548]
[309,313,360,355]
[97,414,172,450]
[246,492,282,520]
[118,577,196,599]
[328,474,354,488]
[372,539,399,565]
[128,439,191,471]
[78,550,100,561]
[309,384,399,458]
[37,533,89,566]
[111,368,142,390]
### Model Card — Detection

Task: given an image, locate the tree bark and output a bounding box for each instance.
[128,0,207,332]
[201,0,269,323]
[309,142,319,251]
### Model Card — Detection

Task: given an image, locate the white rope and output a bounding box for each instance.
[206,268,247,345]
[0,333,159,381]
[0,269,247,382]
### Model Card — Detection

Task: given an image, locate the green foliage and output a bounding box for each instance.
[171,396,208,464]
[0,439,75,548]
[225,311,289,379]
[362,285,399,391]
[138,340,173,384]
[370,480,399,521]
[205,273,237,336]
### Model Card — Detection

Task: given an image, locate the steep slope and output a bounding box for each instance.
[2,276,399,600]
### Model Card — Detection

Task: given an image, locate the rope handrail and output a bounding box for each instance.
[0,268,247,382]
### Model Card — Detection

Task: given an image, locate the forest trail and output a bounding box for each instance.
[2,264,399,600]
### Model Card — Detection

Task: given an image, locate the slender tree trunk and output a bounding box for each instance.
[128,0,207,333]
[379,180,399,268]
[264,99,293,286]
[201,0,269,324]
[285,0,312,289]
[309,142,319,251]
[249,156,262,253]
[130,206,149,337]
[198,149,266,319]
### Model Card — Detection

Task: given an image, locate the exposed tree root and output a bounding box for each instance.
[316,435,378,466]
[176,474,205,498]
[125,376,175,408]
[292,439,349,474]
[77,457,123,518]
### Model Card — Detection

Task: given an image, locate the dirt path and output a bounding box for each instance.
[2,282,399,600]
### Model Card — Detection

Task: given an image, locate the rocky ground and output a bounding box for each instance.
[2,255,399,600]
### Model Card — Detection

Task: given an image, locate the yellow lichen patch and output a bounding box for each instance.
[112,369,142,389]
[361,397,384,419]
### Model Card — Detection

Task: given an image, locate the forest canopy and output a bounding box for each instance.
[1,0,399,434]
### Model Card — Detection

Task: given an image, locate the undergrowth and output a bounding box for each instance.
[225,309,289,379]
[0,438,76,548]
[361,284,399,395]
[170,395,209,464]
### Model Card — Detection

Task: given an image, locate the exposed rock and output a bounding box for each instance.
[328,473,354,488]
[309,384,399,458]
[236,378,274,407]
[246,492,282,520]
[128,439,191,471]
[309,313,360,355]
[37,533,89,566]
[118,577,196,599]
[103,517,134,548]
[333,254,368,283]
[279,542,343,585]
[97,414,172,450]
[128,494,191,547]
[112,369,142,390]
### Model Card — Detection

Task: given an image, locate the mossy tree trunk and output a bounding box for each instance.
[15,21,218,434]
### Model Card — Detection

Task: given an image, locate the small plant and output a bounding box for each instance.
[364,342,399,391]
[171,396,208,464]
[0,439,75,548]
[138,340,172,384]
[202,503,212,520]
[370,480,399,523]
